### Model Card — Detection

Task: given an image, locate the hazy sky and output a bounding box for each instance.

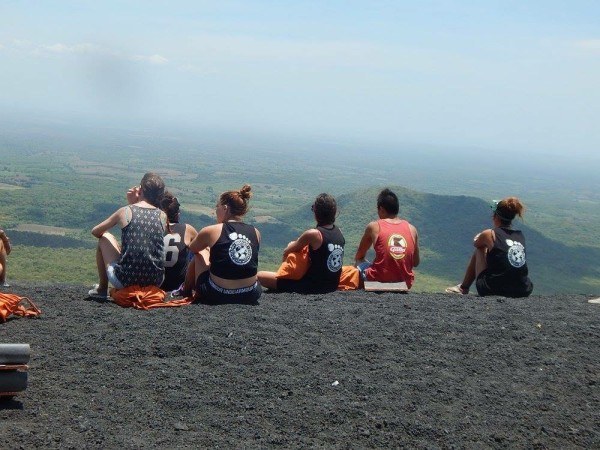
[1,1,599,156]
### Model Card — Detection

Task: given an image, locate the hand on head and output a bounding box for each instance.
[126,186,141,204]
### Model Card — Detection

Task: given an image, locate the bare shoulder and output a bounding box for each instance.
[474,228,494,248]
[366,220,380,232]
[185,223,198,234]
[201,223,222,236]
[304,228,321,238]
[408,223,419,240]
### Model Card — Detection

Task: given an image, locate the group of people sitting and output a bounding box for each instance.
[85,172,533,305]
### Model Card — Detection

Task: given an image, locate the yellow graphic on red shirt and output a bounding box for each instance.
[387,234,407,260]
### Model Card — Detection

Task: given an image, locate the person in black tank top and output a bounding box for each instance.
[258,193,345,294]
[160,192,198,294]
[189,185,262,304]
[445,197,533,298]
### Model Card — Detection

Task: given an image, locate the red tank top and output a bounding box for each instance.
[365,219,415,287]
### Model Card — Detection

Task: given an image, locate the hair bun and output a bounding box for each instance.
[239,184,252,200]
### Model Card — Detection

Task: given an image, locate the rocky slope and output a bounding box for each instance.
[1,283,599,448]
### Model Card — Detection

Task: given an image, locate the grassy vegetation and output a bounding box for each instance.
[8,246,97,284]
[1,124,598,294]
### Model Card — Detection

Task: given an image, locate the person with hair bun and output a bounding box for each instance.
[160,191,198,294]
[88,172,167,299]
[189,184,262,304]
[445,196,533,297]
[258,193,346,294]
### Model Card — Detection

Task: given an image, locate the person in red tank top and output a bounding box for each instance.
[354,189,420,289]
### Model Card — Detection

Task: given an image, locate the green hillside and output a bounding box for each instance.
[274,186,600,295]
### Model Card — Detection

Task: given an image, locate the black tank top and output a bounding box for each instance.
[485,227,533,297]
[161,222,190,291]
[304,225,345,287]
[209,222,259,280]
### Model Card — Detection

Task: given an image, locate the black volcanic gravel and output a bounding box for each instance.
[1,283,599,449]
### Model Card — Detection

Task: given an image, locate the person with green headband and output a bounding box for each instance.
[445,196,533,297]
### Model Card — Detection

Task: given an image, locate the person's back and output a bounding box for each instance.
[481,226,533,297]
[190,184,262,305]
[444,196,533,298]
[303,224,345,290]
[209,221,259,280]
[364,219,416,287]
[355,188,420,288]
[162,222,190,291]
[113,205,165,287]
[258,193,345,294]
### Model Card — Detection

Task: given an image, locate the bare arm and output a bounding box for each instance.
[355,221,378,264]
[255,227,261,246]
[282,229,321,260]
[184,224,198,247]
[410,224,420,267]
[91,207,126,238]
[473,229,494,251]
[189,224,219,253]
[0,229,11,255]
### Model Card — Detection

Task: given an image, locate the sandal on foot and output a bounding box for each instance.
[445,284,468,295]
[88,284,108,300]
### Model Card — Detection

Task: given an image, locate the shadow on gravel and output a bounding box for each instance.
[83,296,111,304]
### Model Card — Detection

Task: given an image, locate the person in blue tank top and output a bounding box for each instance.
[88,173,168,299]
[257,193,345,294]
[189,184,262,304]
[445,196,533,298]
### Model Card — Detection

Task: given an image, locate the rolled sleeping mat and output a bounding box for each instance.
[0,371,28,393]
[0,344,31,365]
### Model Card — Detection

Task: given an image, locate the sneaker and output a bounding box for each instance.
[1,281,9,288]
[88,284,108,300]
[445,284,469,295]
[169,282,191,298]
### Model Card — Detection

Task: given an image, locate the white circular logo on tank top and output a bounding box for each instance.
[327,244,344,272]
[506,239,526,268]
[228,232,252,266]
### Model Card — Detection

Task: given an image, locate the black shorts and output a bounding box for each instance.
[277,278,338,295]
[476,270,534,298]
[194,271,261,305]
[475,271,494,296]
